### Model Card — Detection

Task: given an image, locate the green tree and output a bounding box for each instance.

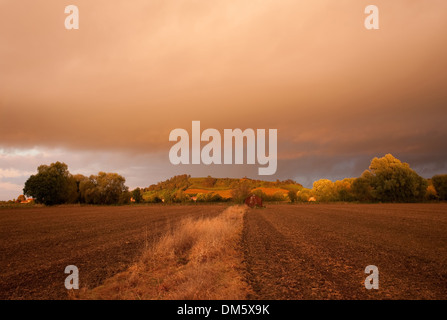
[352,170,374,202]
[368,154,427,202]
[79,177,98,204]
[23,162,77,205]
[312,179,336,202]
[72,174,87,203]
[196,192,222,202]
[79,172,129,205]
[432,174,447,200]
[334,178,356,202]
[119,190,132,205]
[132,187,143,203]
[297,188,313,202]
[146,193,162,203]
[173,189,190,203]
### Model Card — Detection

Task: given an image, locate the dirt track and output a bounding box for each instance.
[243,204,447,299]
[0,205,225,300]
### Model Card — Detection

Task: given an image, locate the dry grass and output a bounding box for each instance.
[76,205,251,300]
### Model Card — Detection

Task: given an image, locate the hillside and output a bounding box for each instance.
[142,175,303,202]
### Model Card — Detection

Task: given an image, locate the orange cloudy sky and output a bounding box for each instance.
[1,0,447,199]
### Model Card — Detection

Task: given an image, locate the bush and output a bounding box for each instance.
[297,188,313,202]
[145,194,162,203]
[173,190,190,203]
[288,190,297,202]
[231,181,251,203]
[432,174,447,200]
[252,189,266,200]
[196,192,223,202]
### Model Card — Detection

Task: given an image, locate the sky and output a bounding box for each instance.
[1,0,447,200]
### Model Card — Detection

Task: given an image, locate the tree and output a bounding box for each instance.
[425,185,438,201]
[288,190,297,202]
[97,172,128,204]
[367,154,427,202]
[72,174,87,203]
[147,174,191,192]
[272,191,286,201]
[352,171,374,202]
[252,189,266,200]
[119,190,132,205]
[231,181,252,203]
[297,188,313,202]
[132,187,143,203]
[79,177,98,204]
[312,179,336,202]
[334,178,356,202]
[146,193,162,203]
[196,192,223,202]
[159,189,175,203]
[173,189,190,203]
[23,162,77,205]
[432,174,447,200]
[79,172,129,205]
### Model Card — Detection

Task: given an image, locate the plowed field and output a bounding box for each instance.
[2,203,446,300]
[0,205,225,299]
[243,204,447,299]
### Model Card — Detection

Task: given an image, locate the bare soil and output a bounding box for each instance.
[0,205,225,300]
[243,203,447,299]
[2,203,446,300]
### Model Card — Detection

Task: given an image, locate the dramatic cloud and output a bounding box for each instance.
[1,1,446,199]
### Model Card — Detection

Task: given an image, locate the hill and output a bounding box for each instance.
[142,175,303,203]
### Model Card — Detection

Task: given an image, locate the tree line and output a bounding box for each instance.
[294,154,447,203]
[23,162,130,205]
[21,154,447,205]
[217,154,447,204]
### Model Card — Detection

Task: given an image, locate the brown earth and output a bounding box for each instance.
[0,204,225,300]
[2,203,446,300]
[243,203,447,299]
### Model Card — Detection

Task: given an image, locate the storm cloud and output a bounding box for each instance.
[1,0,446,199]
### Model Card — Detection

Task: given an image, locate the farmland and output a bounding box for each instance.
[0,205,225,299]
[244,204,447,299]
[1,203,446,300]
